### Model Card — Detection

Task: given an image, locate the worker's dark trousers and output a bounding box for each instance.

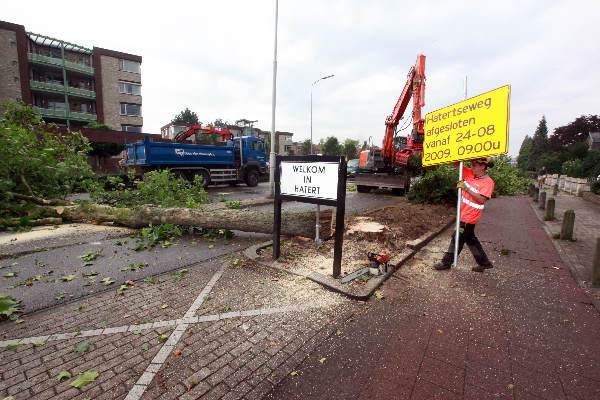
[441,222,491,266]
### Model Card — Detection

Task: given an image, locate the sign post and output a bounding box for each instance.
[273,155,346,277]
[423,84,511,267]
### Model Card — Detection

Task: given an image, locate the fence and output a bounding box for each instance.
[542,174,590,196]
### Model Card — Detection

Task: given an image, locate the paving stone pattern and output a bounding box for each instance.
[267,196,600,399]
[1,253,356,399]
[532,191,600,303]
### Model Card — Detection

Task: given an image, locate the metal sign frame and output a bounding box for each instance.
[273,155,346,277]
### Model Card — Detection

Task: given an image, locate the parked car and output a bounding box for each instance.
[347,159,359,178]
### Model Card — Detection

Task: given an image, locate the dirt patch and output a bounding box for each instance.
[256,203,454,282]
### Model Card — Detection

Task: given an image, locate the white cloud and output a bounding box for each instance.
[3,0,600,157]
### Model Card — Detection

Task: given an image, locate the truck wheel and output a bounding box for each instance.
[196,170,210,189]
[391,188,405,196]
[245,170,259,187]
[357,185,371,193]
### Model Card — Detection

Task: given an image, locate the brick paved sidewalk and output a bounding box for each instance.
[1,253,358,399]
[268,196,600,399]
[530,190,600,308]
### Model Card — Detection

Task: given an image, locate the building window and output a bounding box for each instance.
[119,81,142,95]
[122,125,142,132]
[120,103,141,116]
[119,59,140,74]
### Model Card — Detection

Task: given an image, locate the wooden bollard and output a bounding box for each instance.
[560,210,575,240]
[552,184,558,196]
[528,183,535,197]
[533,187,539,202]
[544,198,555,220]
[593,238,600,287]
[539,191,546,209]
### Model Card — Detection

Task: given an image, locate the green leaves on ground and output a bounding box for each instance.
[3,343,23,351]
[61,274,78,282]
[158,334,169,342]
[374,291,384,299]
[170,268,188,281]
[74,340,89,354]
[3,272,17,278]
[134,223,182,251]
[0,294,24,321]
[57,370,72,382]
[70,369,99,388]
[78,249,103,266]
[100,277,115,286]
[141,343,149,351]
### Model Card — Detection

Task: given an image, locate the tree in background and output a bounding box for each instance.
[527,116,549,171]
[211,118,228,129]
[322,136,342,156]
[342,139,359,160]
[517,135,532,171]
[361,140,368,151]
[549,115,600,149]
[172,108,200,125]
[300,139,311,155]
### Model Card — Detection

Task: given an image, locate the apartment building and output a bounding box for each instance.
[0,20,142,131]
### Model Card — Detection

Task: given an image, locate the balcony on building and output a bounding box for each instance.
[26,32,94,76]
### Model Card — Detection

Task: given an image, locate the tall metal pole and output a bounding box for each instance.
[310,74,334,245]
[453,76,467,266]
[310,75,334,155]
[310,89,313,154]
[268,0,279,198]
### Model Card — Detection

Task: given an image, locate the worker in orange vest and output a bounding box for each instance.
[434,157,495,272]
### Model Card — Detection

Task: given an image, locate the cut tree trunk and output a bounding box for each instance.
[38,202,333,239]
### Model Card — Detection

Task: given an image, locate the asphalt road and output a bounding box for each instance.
[1,182,404,315]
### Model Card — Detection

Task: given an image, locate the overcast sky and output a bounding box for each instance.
[5,0,599,156]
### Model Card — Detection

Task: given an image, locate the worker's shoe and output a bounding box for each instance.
[434,262,451,270]
[472,263,493,272]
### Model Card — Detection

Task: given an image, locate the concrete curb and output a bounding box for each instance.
[528,198,600,312]
[244,217,456,300]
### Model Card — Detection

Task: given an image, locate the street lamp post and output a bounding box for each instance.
[310,74,334,154]
[309,74,334,246]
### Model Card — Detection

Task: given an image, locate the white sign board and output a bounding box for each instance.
[280,161,339,201]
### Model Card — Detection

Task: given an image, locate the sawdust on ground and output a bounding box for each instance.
[257,203,455,280]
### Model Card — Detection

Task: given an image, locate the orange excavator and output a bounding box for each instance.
[355,54,426,195]
[174,124,233,143]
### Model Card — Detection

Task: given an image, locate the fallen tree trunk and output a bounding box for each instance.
[38,202,333,239]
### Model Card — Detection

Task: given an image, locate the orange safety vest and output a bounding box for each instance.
[460,166,494,224]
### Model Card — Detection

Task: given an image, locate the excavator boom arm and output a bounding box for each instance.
[381,54,426,164]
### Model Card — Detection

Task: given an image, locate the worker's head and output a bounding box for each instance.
[472,156,494,169]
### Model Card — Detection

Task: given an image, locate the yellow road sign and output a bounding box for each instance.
[422,85,511,166]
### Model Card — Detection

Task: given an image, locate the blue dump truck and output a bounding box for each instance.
[121,135,267,188]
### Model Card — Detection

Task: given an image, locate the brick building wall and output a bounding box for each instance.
[98,54,143,130]
[0,29,21,105]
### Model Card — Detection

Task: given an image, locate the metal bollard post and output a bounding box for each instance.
[560,210,575,241]
[544,198,555,220]
[593,238,600,287]
[539,191,546,209]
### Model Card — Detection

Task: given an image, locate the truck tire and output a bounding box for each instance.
[196,169,210,189]
[391,188,405,196]
[356,185,371,193]
[245,170,259,187]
